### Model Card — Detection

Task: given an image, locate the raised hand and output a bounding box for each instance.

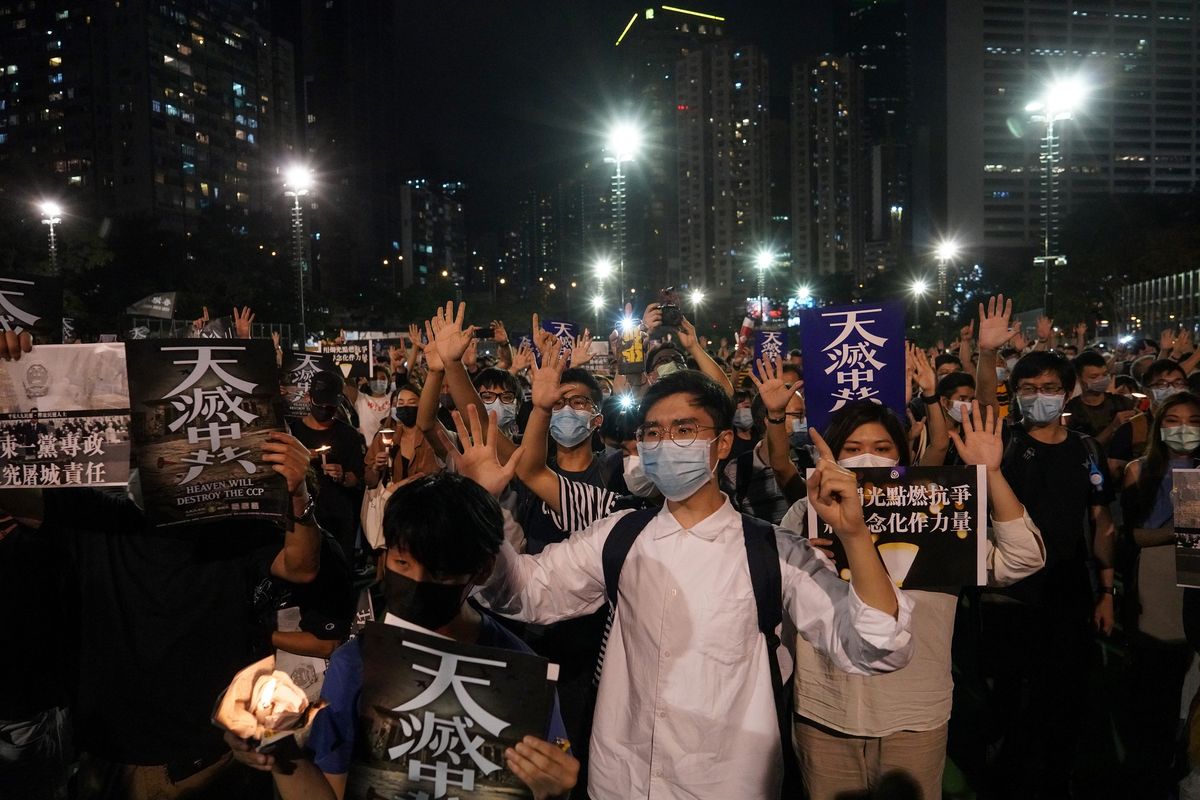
[570,329,594,367]
[1011,329,1028,353]
[448,405,522,498]
[677,316,699,351]
[261,432,317,497]
[491,320,509,344]
[422,319,445,373]
[432,301,476,363]
[959,319,975,343]
[947,401,1002,470]
[977,294,1014,351]
[912,345,936,397]
[510,341,533,374]
[1075,322,1087,338]
[463,338,479,371]
[192,305,210,333]
[642,303,663,331]
[233,306,255,339]
[530,313,559,357]
[749,357,797,415]
[530,339,567,412]
[1174,328,1193,357]
[407,323,423,351]
[1036,315,1053,342]
[805,429,868,537]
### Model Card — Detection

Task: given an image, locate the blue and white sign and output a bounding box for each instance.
[800,301,906,434]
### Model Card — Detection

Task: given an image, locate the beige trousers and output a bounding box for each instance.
[794,716,948,800]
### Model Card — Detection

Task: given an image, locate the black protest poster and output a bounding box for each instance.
[125,339,288,527]
[1174,469,1200,588]
[805,465,987,590]
[321,341,370,380]
[0,271,62,339]
[0,343,130,488]
[281,351,335,419]
[348,623,556,800]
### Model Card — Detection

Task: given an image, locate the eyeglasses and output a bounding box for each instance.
[479,390,517,404]
[1147,380,1187,391]
[552,395,598,413]
[636,421,718,450]
[1015,384,1064,398]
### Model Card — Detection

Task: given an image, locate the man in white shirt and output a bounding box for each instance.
[477,370,914,799]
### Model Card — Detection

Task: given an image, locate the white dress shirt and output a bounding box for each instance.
[479,497,914,799]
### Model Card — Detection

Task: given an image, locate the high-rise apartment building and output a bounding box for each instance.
[397,179,466,290]
[0,1,295,226]
[791,56,867,280]
[676,43,771,299]
[942,0,1200,257]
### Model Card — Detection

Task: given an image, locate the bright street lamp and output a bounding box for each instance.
[38,200,63,272]
[283,165,314,345]
[1027,75,1087,315]
[593,256,614,282]
[689,289,705,325]
[909,278,928,329]
[933,238,960,319]
[797,285,812,303]
[591,294,605,330]
[753,249,775,324]
[604,120,643,305]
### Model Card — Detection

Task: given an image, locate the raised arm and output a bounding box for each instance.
[677,314,733,396]
[416,319,450,459]
[514,341,570,515]
[912,346,946,466]
[262,431,323,583]
[975,294,1014,418]
[750,356,805,503]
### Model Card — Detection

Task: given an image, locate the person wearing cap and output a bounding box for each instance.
[289,370,366,561]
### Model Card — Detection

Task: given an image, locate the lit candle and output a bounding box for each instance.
[315,445,331,466]
[378,429,395,448]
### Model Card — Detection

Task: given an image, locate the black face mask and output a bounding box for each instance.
[310,404,336,423]
[392,406,418,428]
[383,569,469,630]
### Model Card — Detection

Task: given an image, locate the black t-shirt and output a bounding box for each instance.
[997,425,1108,607]
[0,526,79,719]
[1065,392,1133,439]
[518,455,605,554]
[253,533,356,650]
[42,489,282,764]
[289,419,366,543]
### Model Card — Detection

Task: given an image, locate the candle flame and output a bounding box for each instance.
[258,677,277,711]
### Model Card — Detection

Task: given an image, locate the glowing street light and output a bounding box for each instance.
[933,238,960,319]
[909,278,928,329]
[1026,74,1088,315]
[796,285,812,303]
[689,288,705,325]
[753,249,775,324]
[593,256,614,282]
[38,200,63,272]
[283,164,315,345]
[591,294,605,330]
[604,120,644,304]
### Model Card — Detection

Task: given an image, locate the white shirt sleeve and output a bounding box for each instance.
[986,511,1046,587]
[476,509,634,625]
[775,528,915,675]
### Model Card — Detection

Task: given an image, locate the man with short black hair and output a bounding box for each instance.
[1065,350,1136,444]
[934,353,963,380]
[1108,358,1189,473]
[480,369,913,798]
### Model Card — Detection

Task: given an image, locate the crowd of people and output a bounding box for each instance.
[1,292,1199,800]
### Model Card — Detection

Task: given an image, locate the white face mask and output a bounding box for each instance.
[837,453,899,469]
[622,454,657,497]
[947,401,972,424]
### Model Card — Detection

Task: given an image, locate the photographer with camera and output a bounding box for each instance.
[613,294,732,399]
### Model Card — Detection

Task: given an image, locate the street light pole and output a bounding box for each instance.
[39,201,62,273]
[283,166,314,347]
[754,250,775,326]
[605,122,642,308]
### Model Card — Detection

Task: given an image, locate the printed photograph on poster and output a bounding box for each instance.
[125,339,289,527]
[321,341,371,380]
[805,465,988,589]
[281,351,335,419]
[347,623,557,800]
[0,271,63,340]
[0,343,130,488]
[1173,469,1200,588]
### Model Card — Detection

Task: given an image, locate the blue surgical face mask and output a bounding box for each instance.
[789,416,808,448]
[550,407,595,448]
[622,453,657,497]
[484,399,517,430]
[733,407,753,430]
[368,380,388,395]
[1018,393,1065,425]
[638,438,715,501]
[1152,385,1183,406]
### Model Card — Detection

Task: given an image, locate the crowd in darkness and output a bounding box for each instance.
[2,293,1200,800]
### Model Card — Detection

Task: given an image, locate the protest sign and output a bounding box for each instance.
[1174,469,1200,588]
[322,341,371,381]
[805,465,987,589]
[799,301,906,434]
[0,343,130,488]
[125,292,177,320]
[281,351,335,419]
[0,271,62,339]
[125,339,288,526]
[753,330,787,376]
[348,622,558,800]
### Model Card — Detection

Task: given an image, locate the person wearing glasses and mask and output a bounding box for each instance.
[1108,358,1190,479]
[979,350,1116,797]
[474,367,525,442]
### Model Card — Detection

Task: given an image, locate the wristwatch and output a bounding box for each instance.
[920,394,940,406]
[287,493,317,525]
[766,415,785,425]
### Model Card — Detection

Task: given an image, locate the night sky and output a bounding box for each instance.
[376,1,835,237]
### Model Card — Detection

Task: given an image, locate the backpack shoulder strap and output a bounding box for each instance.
[736,450,754,501]
[740,513,783,638]
[601,507,660,607]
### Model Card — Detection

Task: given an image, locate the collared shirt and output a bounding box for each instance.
[479,497,914,799]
